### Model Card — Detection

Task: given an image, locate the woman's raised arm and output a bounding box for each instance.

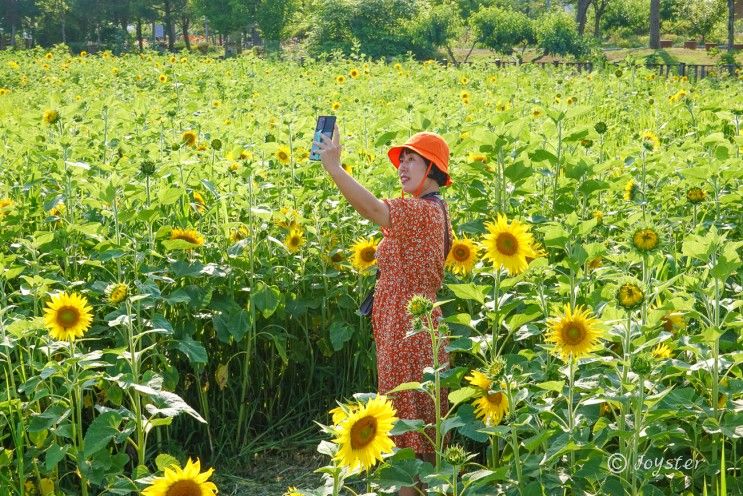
[315,124,390,228]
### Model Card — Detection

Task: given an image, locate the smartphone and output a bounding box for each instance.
[310,115,336,161]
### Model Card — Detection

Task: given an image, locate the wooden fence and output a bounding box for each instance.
[492,59,739,81]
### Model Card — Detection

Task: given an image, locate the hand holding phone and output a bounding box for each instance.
[310,115,336,161]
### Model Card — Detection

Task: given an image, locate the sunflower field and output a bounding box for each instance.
[0,45,742,496]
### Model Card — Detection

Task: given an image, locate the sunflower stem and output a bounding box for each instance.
[506,380,525,495]
[71,341,89,496]
[425,312,442,469]
[491,269,501,360]
[567,356,575,472]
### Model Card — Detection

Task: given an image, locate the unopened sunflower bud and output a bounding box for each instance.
[443,444,469,466]
[487,356,506,378]
[407,294,433,318]
[631,353,653,376]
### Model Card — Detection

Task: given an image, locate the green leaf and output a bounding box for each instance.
[442,415,466,435]
[446,283,488,304]
[213,307,249,343]
[390,419,425,436]
[159,187,182,205]
[155,454,180,472]
[173,335,208,364]
[387,382,423,394]
[448,386,478,406]
[251,282,281,319]
[374,130,398,147]
[535,381,565,393]
[161,239,200,251]
[29,404,69,432]
[529,148,558,165]
[45,443,67,471]
[83,411,122,458]
[329,320,354,351]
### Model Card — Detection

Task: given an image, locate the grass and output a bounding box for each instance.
[213,448,325,496]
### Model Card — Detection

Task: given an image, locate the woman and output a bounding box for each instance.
[315,125,452,490]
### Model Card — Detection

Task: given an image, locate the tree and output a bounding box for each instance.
[649,0,660,48]
[255,0,297,52]
[535,10,587,57]
[676,0,725,43]
[415,3,463,64]
[471,6,534,57]
[725,0,734,50]
[575,0,593,34]
[193,0,251,55]
[591,0,611,38]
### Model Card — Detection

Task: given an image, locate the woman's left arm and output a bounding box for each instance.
[315,124,390,228]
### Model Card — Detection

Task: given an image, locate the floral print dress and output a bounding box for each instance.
[371,196,453,454]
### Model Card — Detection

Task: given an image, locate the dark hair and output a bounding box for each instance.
[399,148,449,187]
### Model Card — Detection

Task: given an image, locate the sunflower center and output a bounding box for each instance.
[289,236,300,247]
[487,392,504,405]
[350,415,377,449]
[56,306,80,328]
[453,245,470,262]
[360,247,376,263]
[562,323,586,345]
[165,479,201,496]
[495,233,518,256]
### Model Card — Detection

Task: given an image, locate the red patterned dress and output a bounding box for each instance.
[372,196,453,454]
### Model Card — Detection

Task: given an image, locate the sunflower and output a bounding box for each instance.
[329,403,358,426]
[446,237,478,275]
[331,101,341,111]
[641,130,660,151]
[275,207,301,229]
[49,203,66,217]
[661,312,685,333]
[0,198,13,218]
[158,74,168,83]
[182,130,197,147]
[285,228,305,253]
[350,237,378,272]
[617,283,644,310]
[465,370,492,391]
[335,75,346,84]
[141,458,217,496]
[481,215,537,275]
[342,162,353,175]
[211,100,221,108]
[229,224,249,243]
[592,210,603,225]
[333,395,397,472]
[473,391,509,426]
[105,283,128,305]
[686,187,706,203]
[43,109,60,125]
[651,342,672,359]
[545,304,603,361]
[632,227,659,252]
[284,487,304,496]
[623,179,638,201]
[275,145,291,165]
[349,68,360,78]
[43,292,94,341]
[496,100,509,112]
[171,228,205,247]
[460,76,469,85]
[531,107,543,118]
[467,152,487,163]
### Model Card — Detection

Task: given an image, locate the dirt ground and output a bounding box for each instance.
[212,448,326,496]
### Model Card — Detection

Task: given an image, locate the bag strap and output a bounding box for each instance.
[421,193,451,258]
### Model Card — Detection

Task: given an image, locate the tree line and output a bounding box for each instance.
[0,0,739,57]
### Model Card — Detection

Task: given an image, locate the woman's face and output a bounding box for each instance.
[398,149,433,195]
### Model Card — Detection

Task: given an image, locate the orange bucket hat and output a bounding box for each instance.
[388,132,452,187]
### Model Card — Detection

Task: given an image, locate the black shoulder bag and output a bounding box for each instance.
[358,192,451,317]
